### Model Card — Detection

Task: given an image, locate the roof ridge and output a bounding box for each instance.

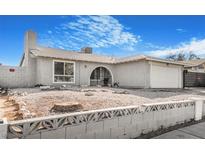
[36,46,116,60]
[32,46,184,65]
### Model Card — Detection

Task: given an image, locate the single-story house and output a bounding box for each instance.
[178,59,205,87]
[0,31,185,88]
[179,59,205,73]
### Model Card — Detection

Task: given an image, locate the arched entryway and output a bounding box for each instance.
[90,66,113,86]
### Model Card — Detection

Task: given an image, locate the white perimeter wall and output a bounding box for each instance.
[6,100,196,139]
[0,65,28,88]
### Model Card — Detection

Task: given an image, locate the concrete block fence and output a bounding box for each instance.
[0,65,28,88]
[0,99,204,139]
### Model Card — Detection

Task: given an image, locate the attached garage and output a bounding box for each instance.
[150,62,183,88]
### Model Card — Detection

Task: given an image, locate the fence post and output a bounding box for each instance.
[0,118,8,139]
[192,98,204,121]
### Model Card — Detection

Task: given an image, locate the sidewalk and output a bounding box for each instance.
[153,122,205,139]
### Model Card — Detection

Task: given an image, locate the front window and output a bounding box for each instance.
[54,61,75,83]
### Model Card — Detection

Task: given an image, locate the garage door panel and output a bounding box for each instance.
[151,65,181,88]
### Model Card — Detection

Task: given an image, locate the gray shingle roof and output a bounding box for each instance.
[30,46,184,66]
[31,46,116,64]
[177,59,205,67]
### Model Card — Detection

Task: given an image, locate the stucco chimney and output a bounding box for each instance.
[24,31,37,66]
[22,31,37,87]
[81,47,92,54]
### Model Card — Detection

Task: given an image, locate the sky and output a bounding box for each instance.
[1,15,205,66]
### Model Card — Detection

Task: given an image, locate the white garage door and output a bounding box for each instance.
[150,64,182,88]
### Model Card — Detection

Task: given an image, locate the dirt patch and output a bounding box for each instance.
[11,88,151,119]
[0,96,23,121]
[4,87,205,121]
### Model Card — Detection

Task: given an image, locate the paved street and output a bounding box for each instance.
[153,122,205,139]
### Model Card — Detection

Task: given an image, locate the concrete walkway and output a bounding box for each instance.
[153,122,205,139]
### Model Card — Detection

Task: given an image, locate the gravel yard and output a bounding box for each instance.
[1,87,205,121]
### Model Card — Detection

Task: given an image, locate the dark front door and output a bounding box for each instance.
[90,67,112,86]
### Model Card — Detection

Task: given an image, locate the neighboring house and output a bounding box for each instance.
[0,31,185,88]
[179,59,205,73]
[179,59,205,87]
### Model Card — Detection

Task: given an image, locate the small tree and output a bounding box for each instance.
[177,52,186,61]
[188,51,200,60]
[166,54,177,61]
[166,51,200,61]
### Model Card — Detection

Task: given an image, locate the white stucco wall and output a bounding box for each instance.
[34,58,184,89]
[36,57,54,86]
[0,66,28,88]
[35,57,115,86]
[27,57,37,87]
[113,60,150,88]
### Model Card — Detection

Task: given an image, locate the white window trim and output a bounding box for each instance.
[53,60,75,84]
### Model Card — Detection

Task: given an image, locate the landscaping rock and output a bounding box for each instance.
[0,88,9,96]
[0,119,3,124]
[113,82,119,88]
[50,103,83,112]
[7,91,27,97]
[113,90,129,94]
[40,86,55,91]
[101,89,107,92]
[35,84,44,87]
[59,85,80,91]
[60,85,70,89]
[85,92,94,96]
[61,85,67,88]
[82,89,97,92]
[40,86,51,90]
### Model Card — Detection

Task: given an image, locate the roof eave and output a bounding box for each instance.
[19,53,25,67]
[146,58,185,66]
[31,54,115,64]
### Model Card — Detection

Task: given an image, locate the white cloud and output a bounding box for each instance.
[176,28,186,33]
[39,16,140,51]
[47,30,52,34]
[145,43,167,50]
[150,38,205,58]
